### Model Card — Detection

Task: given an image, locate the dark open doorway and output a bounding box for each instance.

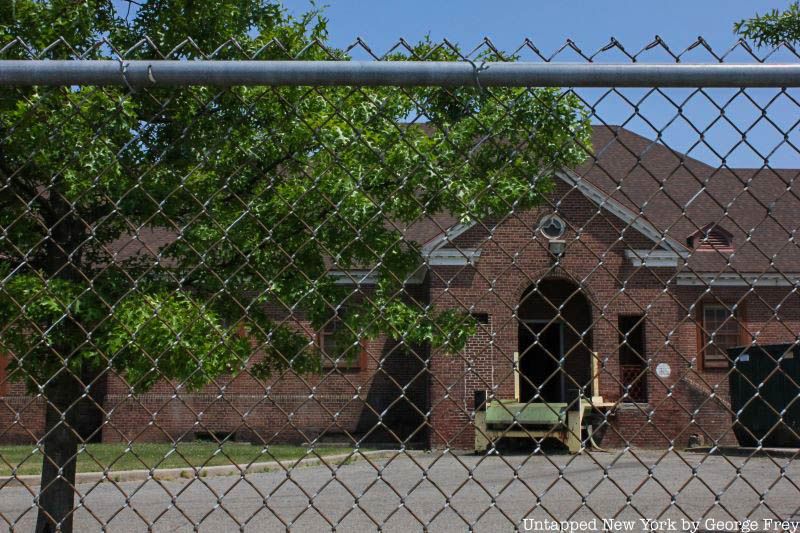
[518,279,593,403]
[518,321,563,403]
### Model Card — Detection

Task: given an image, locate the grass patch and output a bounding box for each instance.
[0,442,361,477]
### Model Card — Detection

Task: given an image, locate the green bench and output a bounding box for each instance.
[474,397,587,453]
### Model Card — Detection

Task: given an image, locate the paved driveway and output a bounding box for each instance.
[2,450,799,532]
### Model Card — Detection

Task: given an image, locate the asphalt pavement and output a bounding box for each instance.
[2,450,799,532]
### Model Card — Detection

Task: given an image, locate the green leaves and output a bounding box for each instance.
[0,0,116,57]
[0,2,591,396]
[0,274,98,385]
[734,2,800,47]
[357,299,478,354]
[100,291,252,391]
[6,88,138,200]
[117,0,327,59]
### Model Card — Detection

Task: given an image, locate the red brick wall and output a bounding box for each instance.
[0,377,46,444]
[98,283,431,446]
[3,179,800,451]
[0,353,5,395]
[424,181,795,450]
[98,332,424,445]
[0,286,430,447]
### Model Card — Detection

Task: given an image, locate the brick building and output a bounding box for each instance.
[2,126,799,449]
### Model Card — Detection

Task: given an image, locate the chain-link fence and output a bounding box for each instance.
[2,35,800,532]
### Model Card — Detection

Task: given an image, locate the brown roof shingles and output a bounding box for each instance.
[106,126,800,275]
[581,126,800,273]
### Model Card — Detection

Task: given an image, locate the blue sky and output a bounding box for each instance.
[111,1,798,168]
[280,1,790,60]
[277,1,799,169]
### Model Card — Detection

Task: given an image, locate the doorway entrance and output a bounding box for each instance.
[518,279,593,403]
[518,320,564,403]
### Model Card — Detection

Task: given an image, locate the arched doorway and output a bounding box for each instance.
[518,279,593,403]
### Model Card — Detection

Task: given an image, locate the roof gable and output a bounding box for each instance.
[426,126,800,274]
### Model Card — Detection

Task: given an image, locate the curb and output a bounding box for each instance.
[685,446,800,458]
[0,449,409,488]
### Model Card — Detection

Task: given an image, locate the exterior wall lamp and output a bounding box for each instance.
[548,239,566,258]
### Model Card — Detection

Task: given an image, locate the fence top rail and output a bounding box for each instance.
[1,60,800,88]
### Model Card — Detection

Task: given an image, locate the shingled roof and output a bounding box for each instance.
[579,126,800,274]
[425,126,800,275]
[108,126,800,276]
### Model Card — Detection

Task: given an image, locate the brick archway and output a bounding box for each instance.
[510,266,599,312]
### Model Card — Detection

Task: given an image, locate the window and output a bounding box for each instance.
[470,312,489,325]
[619,315,647,403]
[698,303,744,370]
[0,353,6,396]
[319,309,365,371]
[539,214,566,240]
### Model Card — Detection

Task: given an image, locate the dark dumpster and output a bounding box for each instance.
[727,344,800,447]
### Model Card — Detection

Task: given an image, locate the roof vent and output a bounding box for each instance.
[688,224,733,252]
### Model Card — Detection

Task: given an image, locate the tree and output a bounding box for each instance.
[734,1,800,47]
[0,2,591,530]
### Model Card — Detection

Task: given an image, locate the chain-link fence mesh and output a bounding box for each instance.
[2,35,800,532]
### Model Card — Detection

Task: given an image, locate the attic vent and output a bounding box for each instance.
[689,225,733,251]
[699,231,729,248]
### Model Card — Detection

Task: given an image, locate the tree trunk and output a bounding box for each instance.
[33,198,87,533]
[35,372,81,533]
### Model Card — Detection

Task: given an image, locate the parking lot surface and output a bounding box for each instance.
[2,450,799,531]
